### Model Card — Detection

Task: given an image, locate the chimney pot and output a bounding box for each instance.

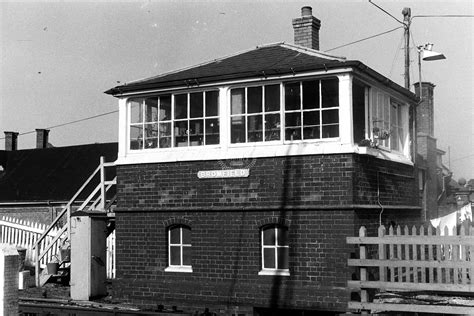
[4,131,19,151]
[35,129,50,149]
[301,6,312,17]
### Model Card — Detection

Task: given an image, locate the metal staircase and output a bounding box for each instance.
[34,157,116,287]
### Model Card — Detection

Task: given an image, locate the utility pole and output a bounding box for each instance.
[402,7,411,90]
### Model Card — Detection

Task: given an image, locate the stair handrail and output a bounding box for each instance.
[35,156,116,286]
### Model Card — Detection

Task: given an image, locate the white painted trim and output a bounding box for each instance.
[164,266,193,273]
[115,142,413,166]
[258,269,290,276]
[339,74,353,144]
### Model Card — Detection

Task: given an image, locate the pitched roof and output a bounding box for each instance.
[0,143,118,203]
[105,43,416,101]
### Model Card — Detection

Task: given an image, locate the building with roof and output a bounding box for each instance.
[0,129,117,224]
[105,7,424,315]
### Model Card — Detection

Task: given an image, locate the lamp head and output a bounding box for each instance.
[422,50,446,61]
[420,43,446,61]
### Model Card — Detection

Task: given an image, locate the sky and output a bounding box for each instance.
[1,0,473,180]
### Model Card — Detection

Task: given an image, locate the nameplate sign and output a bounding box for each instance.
[197,169,249,179]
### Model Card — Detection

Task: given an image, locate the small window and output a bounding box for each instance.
[165,225,192,273]
[259,225,289,276]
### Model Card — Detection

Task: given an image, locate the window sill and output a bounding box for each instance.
[164,266,193,273]
[258,269,290,276]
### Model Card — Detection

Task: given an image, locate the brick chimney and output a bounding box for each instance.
[292,6,321,50]
[36,129,50,149]
[4,131,19,151]
[414,82,435,137]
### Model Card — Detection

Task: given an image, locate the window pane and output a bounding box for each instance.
[190,119,203,146]
[206,91,219,116]
[265,85,280,112]
[303,126,320,139]
[303,80,319,109]
[263,228,276,245]
[321,78,339,108]
[277,247,289,269]
[231,116,245,143]
[248,86,262,114]
[130,125,143,150]
[159,95,171,121]
[285,112,301,127]
[159,123,171,148]
[144,123,158,149]
[182,227,191,244]
[322,109,339,124]
[322,124,339,138]
[170,246,181,265]
[174,94,187,119]
[286,128,301,141]
[248,115,263,142]
[174,121,188,147]
[303,111,319,126]
[130,99,143,123]
[285,82,300,110]
[205,118,219,145]
[145,98,158,122]
[183,246,192,266]
[170,227,180,244]
[277,227,288,245]
[265,114,280,141]
[263,248,276,269]
[231,88,245,114]
[190,92,204,118]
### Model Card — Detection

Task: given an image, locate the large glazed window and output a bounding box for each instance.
[284,78,339,141]
[230,84,281,143]
[259,225,289,275]
[128,90,219,150]
[165,225,192,272]
[371,89,407,152]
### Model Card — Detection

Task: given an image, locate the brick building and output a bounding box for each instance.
[105,7,423,315]
[0,130,117,224]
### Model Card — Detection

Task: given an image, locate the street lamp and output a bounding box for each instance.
[417,43,446,101]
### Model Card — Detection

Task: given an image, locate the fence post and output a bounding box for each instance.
[378,226,386,282]
[359,226,368,314]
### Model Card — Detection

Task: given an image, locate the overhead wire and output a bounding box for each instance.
[388,31,404,78]
[324,26,403,52]
[0,110,118,140]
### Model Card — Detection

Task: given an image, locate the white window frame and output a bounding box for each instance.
[229,84,282,144]
[165,225,193,273]
[127,89,220,151]
[283,78,340,142]
[259,225,290,276]
[370,88,409,154]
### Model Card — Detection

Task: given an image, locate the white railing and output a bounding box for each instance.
[0,216,59,267]
[0,215,116,279]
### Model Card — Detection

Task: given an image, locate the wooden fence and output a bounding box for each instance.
[0,216,115,279]
[347,225,474,315]
[0,216,59,267]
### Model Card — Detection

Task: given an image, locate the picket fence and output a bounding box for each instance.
[347,224,474,314]
[0,216,115,279]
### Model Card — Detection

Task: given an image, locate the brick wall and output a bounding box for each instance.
[117,154,418,212]
[0,206,62,225]
[113,153,421,313]
[113,210,356,313]
[0,247,19,315]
